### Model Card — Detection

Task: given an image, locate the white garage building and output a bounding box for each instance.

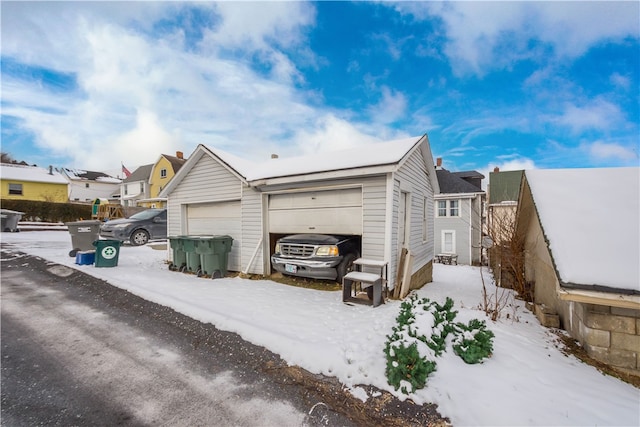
[160,134,440,291]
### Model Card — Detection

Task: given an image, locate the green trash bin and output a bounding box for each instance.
[168,236,187,271]
[181,236,202,273]
[93,239,121,267]
[196,235,233,279]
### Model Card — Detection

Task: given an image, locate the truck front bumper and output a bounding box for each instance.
[271,255,343,281]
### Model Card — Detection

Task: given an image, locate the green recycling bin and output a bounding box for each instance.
[195,235,233,278]
[168,236,187,271]
[181,236,202,273]
[93,239,121,268]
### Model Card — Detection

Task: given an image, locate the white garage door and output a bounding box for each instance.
[268,187,362,235]
[186,201,241,271]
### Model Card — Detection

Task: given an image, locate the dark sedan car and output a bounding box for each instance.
[99,208,167,246]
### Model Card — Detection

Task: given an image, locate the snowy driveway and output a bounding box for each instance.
[1,252,346,426]
[2,231,639,426]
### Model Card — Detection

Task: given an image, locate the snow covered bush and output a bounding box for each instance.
[384,295,494,393]
[452,319,495,364]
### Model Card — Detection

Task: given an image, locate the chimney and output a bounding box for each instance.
[271,154,279,159]
[493,167,500,173]
[176,151,184,159]
[436,157,442,169]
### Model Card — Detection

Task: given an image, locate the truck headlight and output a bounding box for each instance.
[274,243,280,254]
[315,245,339,256]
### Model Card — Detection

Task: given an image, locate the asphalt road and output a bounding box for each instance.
[1,247,445,427]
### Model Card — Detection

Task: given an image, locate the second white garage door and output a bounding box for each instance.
[268,187,363,235]
[186,201,241,271]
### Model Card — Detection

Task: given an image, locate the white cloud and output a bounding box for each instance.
[206,2,314,50]
[1,2,380,170]
[610,72,631,90]
[586,141,638,162]
[496,158,537,172]
[556,98,623,133]
[291,114,383,155]
[368,86,408,125]
[394,2,639,75]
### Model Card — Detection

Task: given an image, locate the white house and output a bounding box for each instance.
[60,168,121,203]
[434,160,485,265]
[120,164,153,207]
[160,135,440,291]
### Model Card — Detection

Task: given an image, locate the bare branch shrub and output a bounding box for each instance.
[479,201,535,320]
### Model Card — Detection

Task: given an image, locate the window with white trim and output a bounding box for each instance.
[160,168,167,178]
[8,183,23,195]
[436,200,460,217]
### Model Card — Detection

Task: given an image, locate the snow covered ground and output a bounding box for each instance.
[2,231,638,426]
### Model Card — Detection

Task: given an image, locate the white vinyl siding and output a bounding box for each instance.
[166,152,244,267]
[434,195,484,265]
[268,187,363,235]
[241,186,263,275]
[393,146,435,286]
[361,176,388,262]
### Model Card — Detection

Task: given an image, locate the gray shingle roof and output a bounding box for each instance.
[436,168,484,194]
[124,164,153,183]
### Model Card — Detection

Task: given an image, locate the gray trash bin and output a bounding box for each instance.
[65,220,102,257]
[0,209,24,232]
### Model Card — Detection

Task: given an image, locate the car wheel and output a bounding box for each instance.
[130,229,149,246]
[336,253,357,283]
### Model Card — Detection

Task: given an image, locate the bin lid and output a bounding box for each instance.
[65,220,102,226]
[0,209,25,215]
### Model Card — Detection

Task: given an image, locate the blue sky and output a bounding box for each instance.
[2,1,638,179]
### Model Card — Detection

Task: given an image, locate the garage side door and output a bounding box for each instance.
[269,187,362,235]
[186,201,241,271]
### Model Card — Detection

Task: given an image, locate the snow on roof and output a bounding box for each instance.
[525,167,639,292]
[0,163,68,184]
[62,168,121,184]
[211,136,422,181]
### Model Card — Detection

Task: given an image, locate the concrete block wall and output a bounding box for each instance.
[570,302,640,376]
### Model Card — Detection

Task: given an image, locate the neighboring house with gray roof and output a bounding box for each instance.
[60,168,121,203]
[120,164,153,207]
[434,158,485,265]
